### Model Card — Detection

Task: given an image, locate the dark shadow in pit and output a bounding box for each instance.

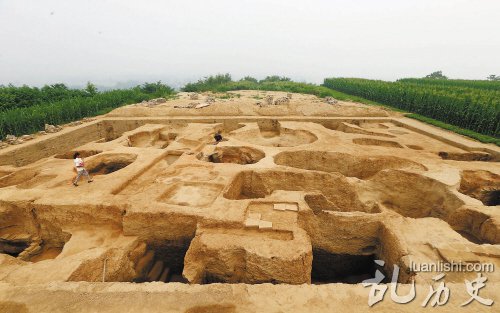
[456,230,484,245]
[459,170,500,206]
[86,154,137,176]
[439,151,497,162]
[311,249,385,284]
[0,240,29,257]
[202,146,265,165]
[482,190,499,206]
[133,238,192,283]
[89,162,131,175]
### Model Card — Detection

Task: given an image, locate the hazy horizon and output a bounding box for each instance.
[1,0,499,88]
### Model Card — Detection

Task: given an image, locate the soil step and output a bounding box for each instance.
[159,267,171,282]
[0,232,32,242]
[147,260,164,281]
[135,250,155,279]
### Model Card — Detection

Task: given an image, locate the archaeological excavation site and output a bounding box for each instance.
[0,91,498,312]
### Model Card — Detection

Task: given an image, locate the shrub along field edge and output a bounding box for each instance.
[0,82,174,139]
[182,75,402,111]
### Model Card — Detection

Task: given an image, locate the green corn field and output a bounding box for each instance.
[2,76,499,144]
[397,78,500,91]
[0,82,174,139]
[323,78,500,138]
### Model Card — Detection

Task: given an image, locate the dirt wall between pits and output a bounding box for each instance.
[0,122,105,167]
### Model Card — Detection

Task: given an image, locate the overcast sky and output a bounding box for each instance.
[0,0,499,87]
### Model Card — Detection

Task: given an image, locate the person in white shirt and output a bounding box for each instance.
[73,152,93,186]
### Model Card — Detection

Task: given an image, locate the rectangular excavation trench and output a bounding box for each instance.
[133,242,390,285]
[1,116,493,166]
[6,116,484,289]
[114,151,183,195]
[0,120,148,167]
[0,202,71,262]
[0,169,414,286]
[133,238,193,283]
[0,239,66,262]
[1,217,406,286]
[311,250,381,284]
[308,218,392,285]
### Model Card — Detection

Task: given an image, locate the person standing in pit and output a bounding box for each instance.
[73,152,93,186]
[214,131,223,145]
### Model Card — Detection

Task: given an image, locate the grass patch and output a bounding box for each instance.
[406,113,500,146]
[95,107,116,115]
[214,92,241,99]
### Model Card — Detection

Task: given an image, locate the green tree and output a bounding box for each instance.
[85,82,97,95]
[425,71,448,80]
[240,76,258,83]
[137,81,174,96]
[487,74,500,81]
[182,74,232,92]
[260,75,292,83]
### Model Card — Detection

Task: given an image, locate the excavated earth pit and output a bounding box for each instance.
[439,151,497,162]
[231,121,318,147]
[274,151,427,179]
[0,168,57,189]
[0,91,499,312]
[323,121,396,138]
[353,138,404,149]
[311,250,381,284]
[132,239,192,283]
[0,202,71,263]
[199,146,265,165]
[223,170,369,213]
[459,170,500,206]
[159,182,224,207]
[86,153,137,175]
[126,129,177,149]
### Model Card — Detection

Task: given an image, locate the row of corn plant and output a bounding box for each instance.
[397,78,500,91]
[181,74,390,106]
[0,83,95,111]
[323,78,500,137]
[0,82,174,139]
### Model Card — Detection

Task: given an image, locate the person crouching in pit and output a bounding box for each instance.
[73,152,93,186]
[214,131,223,145]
